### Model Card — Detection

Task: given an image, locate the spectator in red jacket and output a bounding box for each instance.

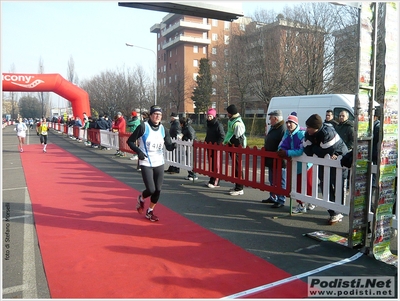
[112,112,126,156]
[112,112,126,134]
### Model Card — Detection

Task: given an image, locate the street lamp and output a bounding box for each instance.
[125,42,157,105]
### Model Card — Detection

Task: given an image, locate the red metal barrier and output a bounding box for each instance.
[118,133,134,154]
[87,129,101,145]
[193,141,291,196]
[73,126,80,138]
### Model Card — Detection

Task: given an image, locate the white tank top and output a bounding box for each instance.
[138,122,165,167]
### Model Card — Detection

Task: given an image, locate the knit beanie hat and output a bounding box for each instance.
[286,112,298,125]
[150,105,162,115]
[207,108,216,118]
[306,114,323,129]
[131,111,137,117]
[226,104,238,115]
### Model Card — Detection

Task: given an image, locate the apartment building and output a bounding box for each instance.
[151,12,325,118]
[151,13,251,117]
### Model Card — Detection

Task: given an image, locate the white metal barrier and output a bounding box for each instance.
[50,123,398,230]
[99,130,119,150]
[164,138,194,171]
[67,126,74,137]
[291,154,349,214]
[291,154,397,229]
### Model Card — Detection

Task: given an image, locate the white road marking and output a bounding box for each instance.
[22,188,38,298]
[221,252,363,299]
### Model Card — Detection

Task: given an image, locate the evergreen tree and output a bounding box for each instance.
[18,95,42,118]
[191,58,212,120]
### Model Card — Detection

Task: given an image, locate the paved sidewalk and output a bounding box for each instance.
[2,125,397,298]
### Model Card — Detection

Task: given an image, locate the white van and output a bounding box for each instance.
[267,94,356,127]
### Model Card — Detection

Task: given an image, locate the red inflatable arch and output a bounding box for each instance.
[2,73,90,119]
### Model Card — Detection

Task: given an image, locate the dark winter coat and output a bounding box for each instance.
[205,118,225,144]
[336,119,354,151]
[181,123,196,141]
[264,120,286,168]
[169,119,181,139]
[95,117,109,130]
[303,123,348,158]
[372,119,380,164]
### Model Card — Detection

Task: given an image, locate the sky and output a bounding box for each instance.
[1,1,298,79]
[1,1,298,106]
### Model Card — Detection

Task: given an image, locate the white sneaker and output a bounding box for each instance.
[307,204,316,210]
[206,183,220,188]
[229,190,244,196]
[329,213,344,225]
[292,204,307,214]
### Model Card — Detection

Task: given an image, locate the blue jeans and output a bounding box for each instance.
[268,167,286,204]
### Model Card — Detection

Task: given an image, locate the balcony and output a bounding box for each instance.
[162,35,210,50]
[150,23,161,33]
[161,20,211,37]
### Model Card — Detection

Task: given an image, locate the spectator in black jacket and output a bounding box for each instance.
[166,112,181,174]
[336,110,354,151]
[336,110,354,189]
[95,115,109,130]
[304,113,348,225]
[205,108,225,188]
[324,109,339,129]
[262,110,287,208]
[180,117,198,181]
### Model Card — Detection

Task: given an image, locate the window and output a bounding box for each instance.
[212,19,218,26]
[212,88,216,95]
[212,74,217,81]
[211,61,216,68]
[212,47,217,55]
[193,59,198,67]
[224,35,230,45]
[193,45,198,53]
[169,51,172,58]
[224,21,230,30]
[212,33,218,41]
[193,73,199,80]
[169,77,171,84]
[203,46,206,54]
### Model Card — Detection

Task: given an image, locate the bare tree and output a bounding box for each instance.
[67,55,76,84]
[226,32,253,115]
[280,2,358,94]
[80,66,154,118]
[37,58,49,117]
[6,63,19,119]
[167,63,194,114]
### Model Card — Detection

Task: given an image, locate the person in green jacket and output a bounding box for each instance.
[127,110,141,161]
[222,104,247,196]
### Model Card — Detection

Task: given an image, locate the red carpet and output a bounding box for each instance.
[20,144,308,298]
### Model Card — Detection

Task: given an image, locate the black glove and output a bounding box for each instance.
[277,150,287,158]
[137,151,147,160]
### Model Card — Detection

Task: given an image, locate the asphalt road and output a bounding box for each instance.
[2,125,397,298]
